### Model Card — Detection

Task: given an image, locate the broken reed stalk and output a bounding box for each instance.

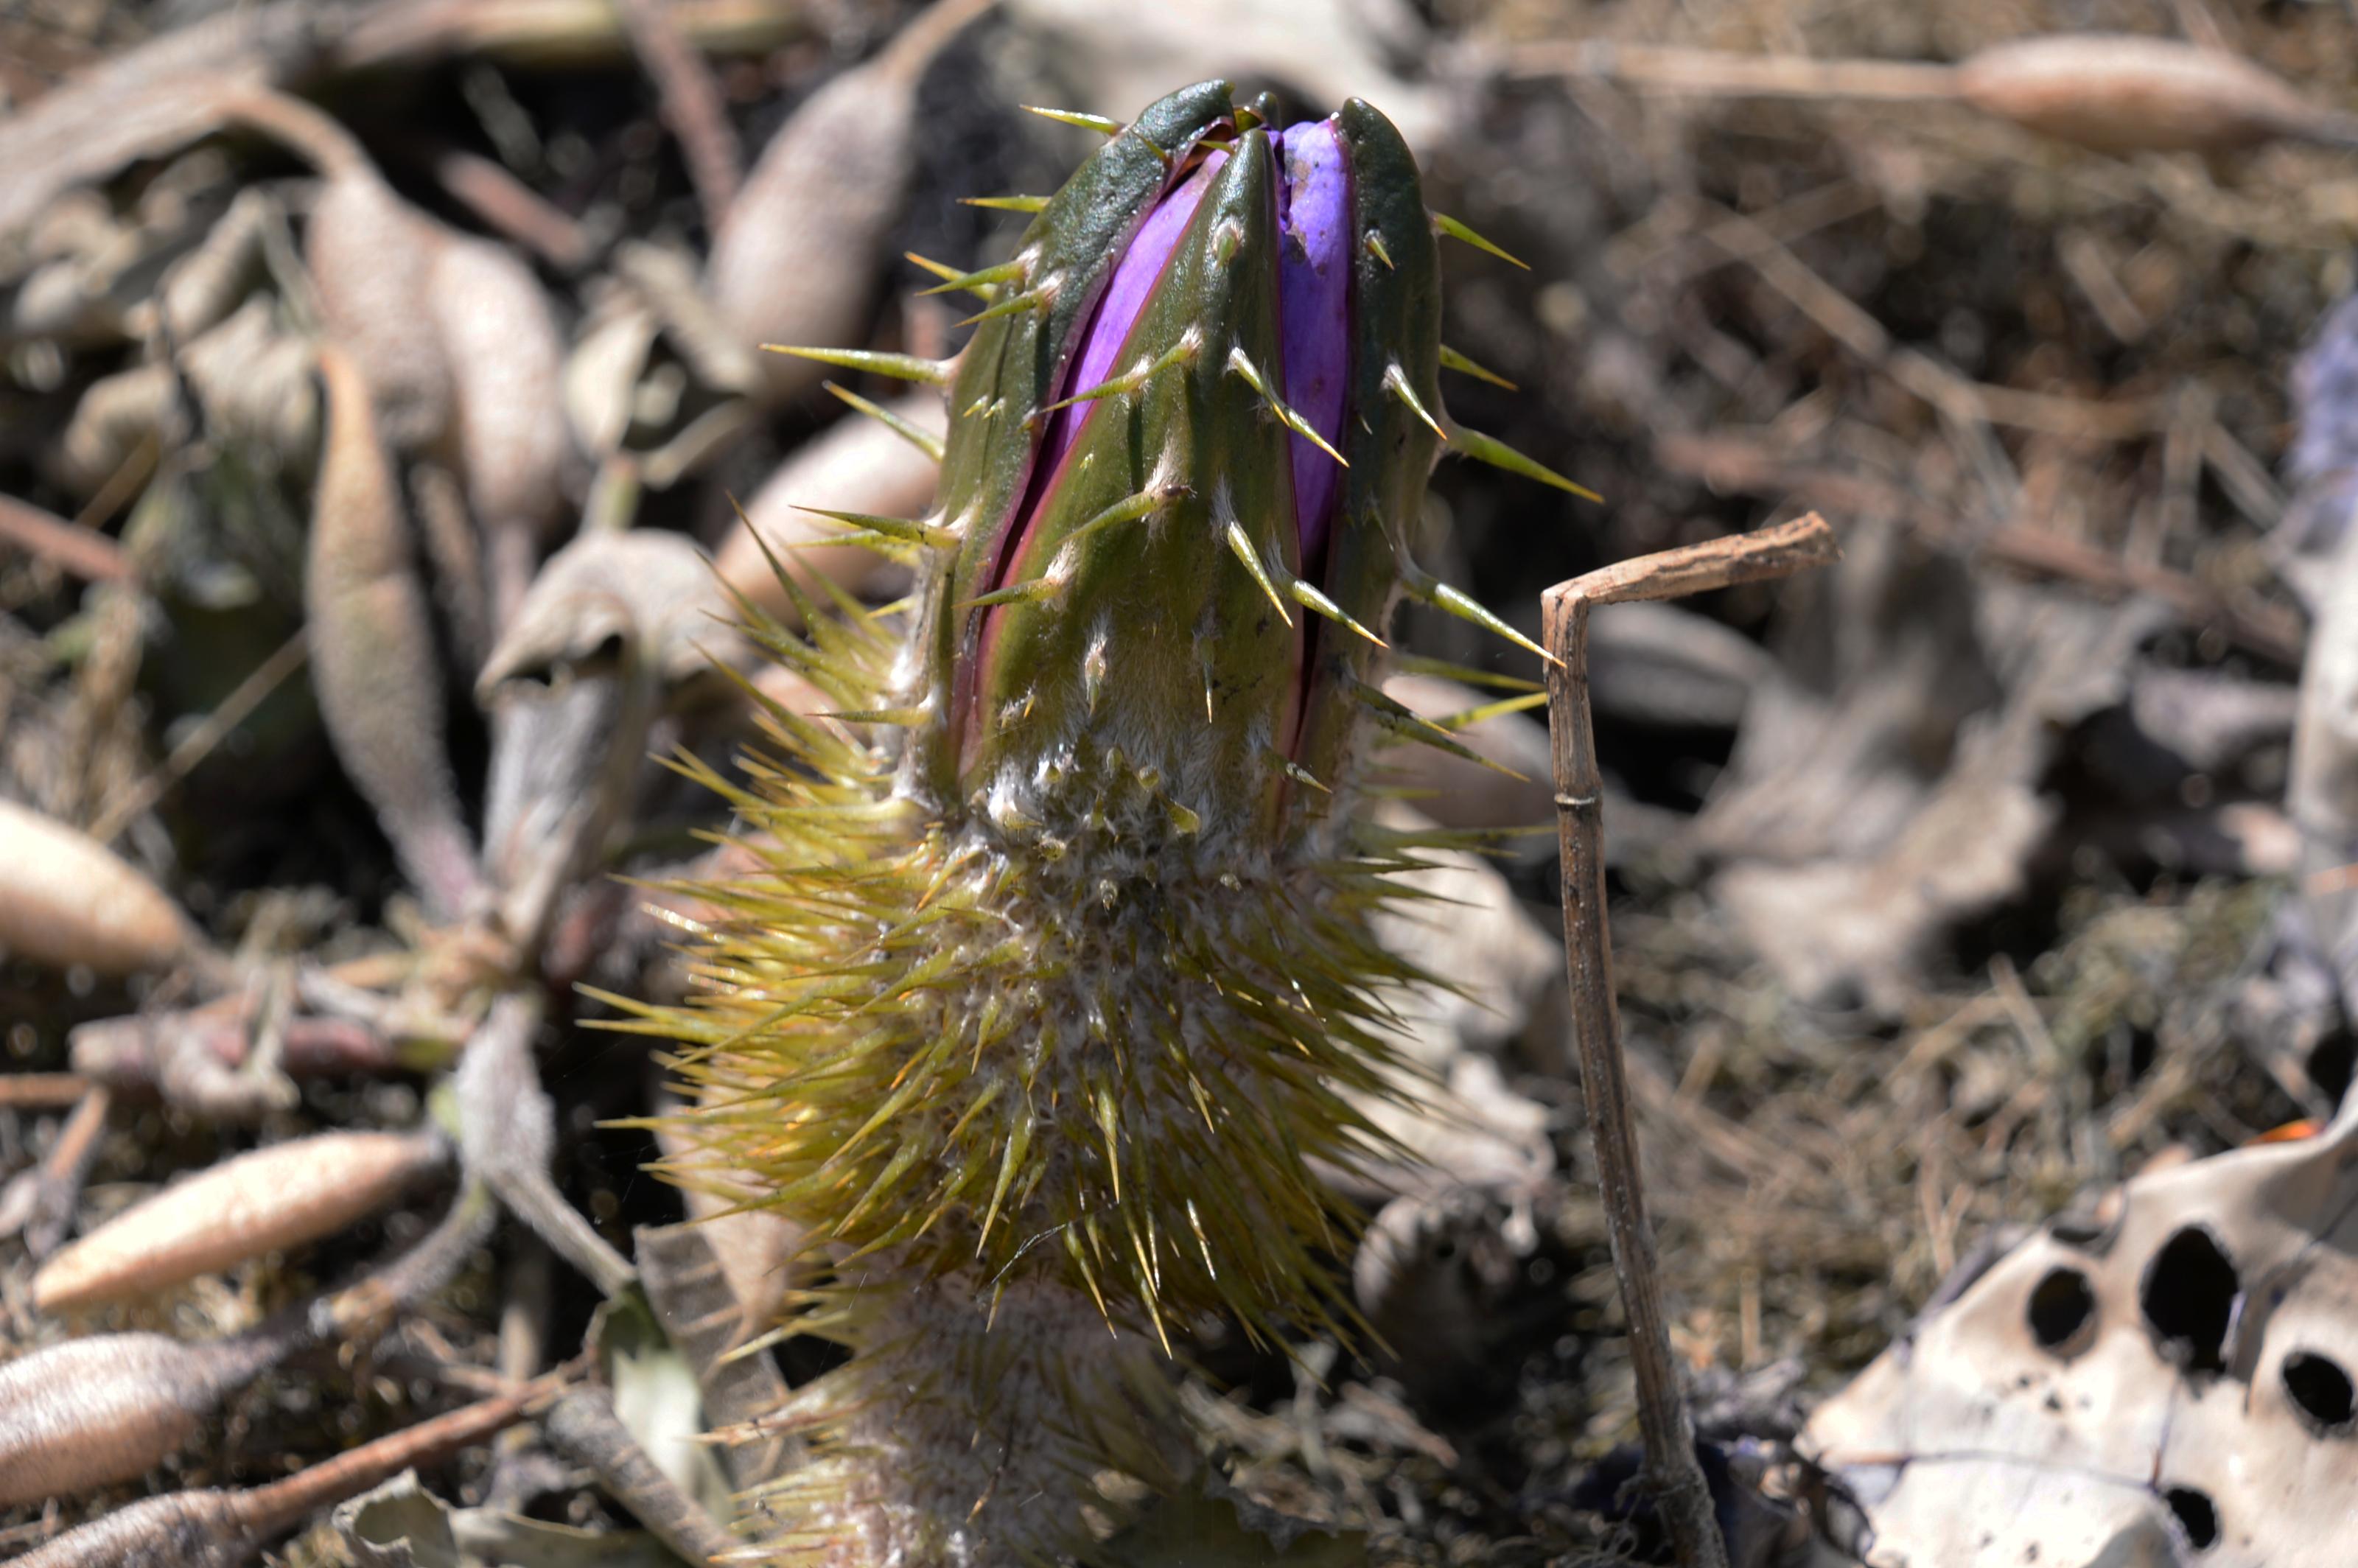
[1541,511,1839,1568]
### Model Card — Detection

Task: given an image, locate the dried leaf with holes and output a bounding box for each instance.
[1805,1104,2358,1564]
[0,799,194,975]
[32,1127,446,1312]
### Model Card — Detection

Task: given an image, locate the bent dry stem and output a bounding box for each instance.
[1542,512,1839,1568]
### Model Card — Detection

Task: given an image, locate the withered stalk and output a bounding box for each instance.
[0,494,133,584]
[545,1385,742,1565]
[1541,512,1839,1568]
[612,0,744,229]
[25,1087,111,1256]
[0,1075,89,1110]
[89,630,309,847]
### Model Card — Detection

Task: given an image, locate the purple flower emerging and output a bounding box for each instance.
[1273,119,1351,573]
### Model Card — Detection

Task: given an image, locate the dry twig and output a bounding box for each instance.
[1542,513,1841,1568]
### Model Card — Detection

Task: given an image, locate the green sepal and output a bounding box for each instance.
[1287,97,1446,844]
[916,79,1238,802]
[960,125,1304,841]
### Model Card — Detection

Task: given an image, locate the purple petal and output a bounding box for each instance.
[1275,118,1351,573]
[1025,150,1229,518]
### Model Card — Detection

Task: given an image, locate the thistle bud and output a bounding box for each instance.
[921,92,1444,850]
[654,79,1587,1564]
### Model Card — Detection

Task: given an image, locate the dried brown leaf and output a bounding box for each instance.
[1957,35,2358,155]
[0,799,192,975]
[0,1331,276,1506]
[307,343,481,917]
[32,1127,446,1312]
[707,0,996,404]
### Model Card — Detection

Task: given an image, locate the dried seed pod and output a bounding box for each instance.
[32,1127,446,1313]
[0,1331,278,1506]
[1956,35,2358,155]
[269,102,456,452]
[307,343,483,918]
[9,1376,549,1568]
[707,0,996,405]
[9,1486,251,1568]
[409,458,494,676]
[223,88,572,570]
[478,531,741,948]
[0,799,193,975]
[714,391,945,621]
[179,295,321,466]
[425,230,574,628]
[53,362,181,497]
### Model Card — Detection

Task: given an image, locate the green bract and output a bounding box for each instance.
[923,92,1444,854]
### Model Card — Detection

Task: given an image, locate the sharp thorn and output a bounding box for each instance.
[821,705,928,727]
[1401,560,1560,667]
[1228,346,1347,469]
[1384,363,1448,441]
[962,578,1063,609]
[960,195,1049,213]
[1432,210,1529,269]
[1365,231,1395,270]
[764,345,948,385]
[1428,690,1549,729]
[1024,105,1122,136]
[1043,341,1192,412]
[823,382,945,462]
[904,251,978,290]
[1391,652,1543,693]
[919,258,1026,298]
[958,287,1050,326]
[1287,577,1386,648]
[1065,486,1175,546]
[1351,679,1530,778]
[1268,749,1332,794]
[1441,419,1600,500]
[1225,521,1293,627]
[794,505,956,549]
[1439,344,1518,391]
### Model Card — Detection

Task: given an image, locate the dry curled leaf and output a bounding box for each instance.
[33,1127,446,1312]
[477,529,740,948]
[307,342,482,917]
[0,799,193,975]
[1956,35,2358,155]
[708,0,996,405]
[424,229,574,626]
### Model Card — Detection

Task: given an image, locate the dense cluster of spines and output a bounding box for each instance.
[625,80,1586,1563]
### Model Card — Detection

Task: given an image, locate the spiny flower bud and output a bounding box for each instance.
[641,79,1586,1566]
[925,93,1448,853]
